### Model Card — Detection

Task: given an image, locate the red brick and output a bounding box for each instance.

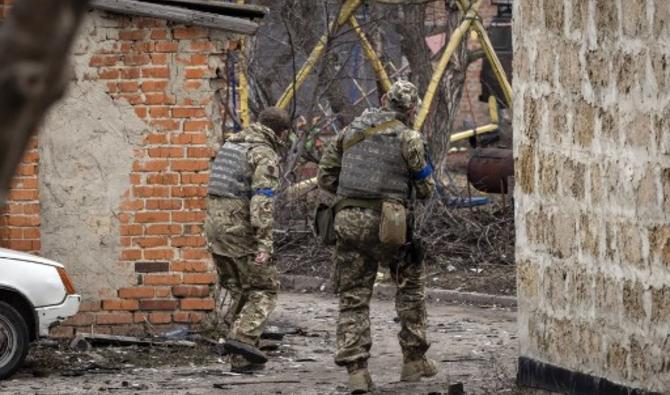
[172,285,210,298]
[180,298,215,310]
[182,249,210,260]
[118,287,155,299]
[181,173,209,185]
[133,186,170,198]
[183,121,210,132]
[171,186,207,198]
[15,164,36,177]
[155,287,171,298]
[134,236,168,248]
[146,224,182,235]
[183,273,216,285]
[151,53,169,65]
[89,54,120,67]
[155,40,178,52]
[135,211,170,223]
[184,199,207,209]
[119,29,146,40]
[141,66,170,78]
[173,27,208,39]
[133,160,169,172]
[102,299,139,311]
[120,224,144,236]
[144,133,169,144]
[120,199,144,211]
[150,29,168,40]
[147,173,179,184]
[120,67,141,79]
[121,249,142,261]
[142,81,168,93]
[183,67,208,79]
[145,93,176,105]
[148,147,183,158]
[170,133,208,144]
[97,312,134,325]
[145,199,182,210]
[117,94,143,105]
[172,106,207,118]
[134,106,148,118]
[79,301,101,312]
[171,160,209,172]
[188,40,215,52]
[171,261,208,272]
[150,119,181,131]
[98,68,120,79]
[139,299,178,310]
[186,147,214,158]
[143,273,182,285]
[143,248,174,260]
[171,235,206,247]
[63,312,95,327]
[149,312,172,324]
[123,54,151,66]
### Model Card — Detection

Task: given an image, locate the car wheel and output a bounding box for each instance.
[0,301,29,380]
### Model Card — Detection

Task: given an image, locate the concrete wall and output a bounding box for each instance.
[514,0,670,392]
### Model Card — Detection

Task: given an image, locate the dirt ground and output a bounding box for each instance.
[1,293,519,395]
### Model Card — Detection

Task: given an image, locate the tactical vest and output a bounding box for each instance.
[337,125,411,201]
[208,142,252,199]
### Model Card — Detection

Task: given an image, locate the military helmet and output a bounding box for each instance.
[387,80,421,112]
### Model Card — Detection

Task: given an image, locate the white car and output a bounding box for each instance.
[0,248,80,379]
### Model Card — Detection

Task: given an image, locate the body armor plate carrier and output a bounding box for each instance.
[337,125,410,202]
[208,142,252,199]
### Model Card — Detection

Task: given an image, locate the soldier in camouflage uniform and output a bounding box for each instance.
[205,107,290,372]
[318,80,437,393]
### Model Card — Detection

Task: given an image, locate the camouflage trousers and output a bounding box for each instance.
[213,253,279,346]
[333,208,429,367]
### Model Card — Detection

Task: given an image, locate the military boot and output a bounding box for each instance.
[400,357,438,382]
[223,338,268,364]
[229,354,265,373]
[346,361,374,394]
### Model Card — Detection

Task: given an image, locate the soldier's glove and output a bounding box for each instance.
[255,251,271,264]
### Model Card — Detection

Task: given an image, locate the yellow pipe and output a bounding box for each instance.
[276,0,363,110]
[488,95,498,124]
[449,123,497,143]
[413,0,480,131]
[236,0,250,127]
[349,16,392,94]
[456,0,512,108]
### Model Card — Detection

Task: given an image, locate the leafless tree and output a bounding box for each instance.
[0,0,90,203]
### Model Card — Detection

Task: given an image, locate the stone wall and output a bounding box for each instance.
[0,2,239,336]
[514,0,670,392]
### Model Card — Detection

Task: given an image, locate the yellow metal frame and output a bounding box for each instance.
[413,0,512,131]
[275,0,394,110]
[449,96,499,143]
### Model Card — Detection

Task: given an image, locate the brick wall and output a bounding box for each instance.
[0,138,41,254]
[514,0,670,392]
[0,2,238,337]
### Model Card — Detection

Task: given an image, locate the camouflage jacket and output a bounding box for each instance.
[206,123,281,258]
[317,108,435,202]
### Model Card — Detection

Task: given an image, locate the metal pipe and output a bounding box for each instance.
[467,148,513,194]
[450,123,498,143]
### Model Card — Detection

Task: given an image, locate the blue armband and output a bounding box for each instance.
[254,188,275,197]
[411,164,433,181]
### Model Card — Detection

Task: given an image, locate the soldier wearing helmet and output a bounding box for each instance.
[318,80,437,393]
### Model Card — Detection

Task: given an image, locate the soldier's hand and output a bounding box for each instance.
[255,251,270,264]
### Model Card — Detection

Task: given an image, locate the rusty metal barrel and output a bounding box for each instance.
[467,148,514,194]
